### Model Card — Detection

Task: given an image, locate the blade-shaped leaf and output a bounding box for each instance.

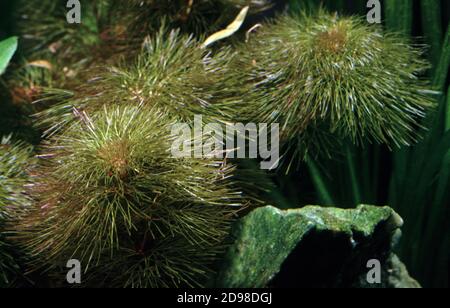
[0,36,18,75]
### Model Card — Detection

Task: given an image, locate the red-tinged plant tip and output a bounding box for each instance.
[231,10,436,163]
[17,105,243,287]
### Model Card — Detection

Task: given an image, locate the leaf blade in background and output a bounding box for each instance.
[433,25,450,91]
[420,0,443,70]
[384,0,413,36]
[0,36,18,75]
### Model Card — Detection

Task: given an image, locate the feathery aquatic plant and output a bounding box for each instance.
[18,105,242,287]
[231,11,435,162]
[36,27,238,135]
[13,16,246,287]
[12,0,255,128]
[15,0,268,63]
[0,136,33,286]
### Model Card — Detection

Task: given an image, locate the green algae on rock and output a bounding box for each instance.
[213,204,418,288]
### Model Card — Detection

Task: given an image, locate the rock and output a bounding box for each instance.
[384,254,421,288]
[213,205,420,288]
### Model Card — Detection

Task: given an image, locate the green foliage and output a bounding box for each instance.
[14,0,267,68]
[13,0,130,89]
[229,10,435,166]
[18,105,242,287]
[1,0,448,289]
[300,3,450,288]
[35,28,237,136]
[420,0,443,70]
[0,36,17,75]
[0,136,32,210]
[11,15,247,288]
[384,0,413,36]
[123,0,270,35]
[0,136,33,286]
[379,4,449,288]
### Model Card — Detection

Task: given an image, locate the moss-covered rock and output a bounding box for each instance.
[213,205,419,288]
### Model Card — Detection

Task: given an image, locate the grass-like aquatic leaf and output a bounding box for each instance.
[0,36,17,75]
[384,0,413,36]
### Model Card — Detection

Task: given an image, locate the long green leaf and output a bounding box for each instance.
[306,157,334,205]
[345,145,361,205]
[433,25,450,91]
[447,86,450,132]
[420,0,443,69]
[384,0,413,36]
[0,36,18,75]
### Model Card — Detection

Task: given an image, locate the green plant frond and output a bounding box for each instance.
[14,0,142,92]
[15,0,267,74]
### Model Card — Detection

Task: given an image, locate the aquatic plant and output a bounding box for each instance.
[18,105,242,287]
[11,9,247,288]
[35,27,237,136]
[15,0,269,64]
[124,0,271,36]
[0,136,33,286]
[2,0,447,289]
[230,10,435,163]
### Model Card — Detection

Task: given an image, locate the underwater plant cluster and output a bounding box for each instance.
[0,0,448,288]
